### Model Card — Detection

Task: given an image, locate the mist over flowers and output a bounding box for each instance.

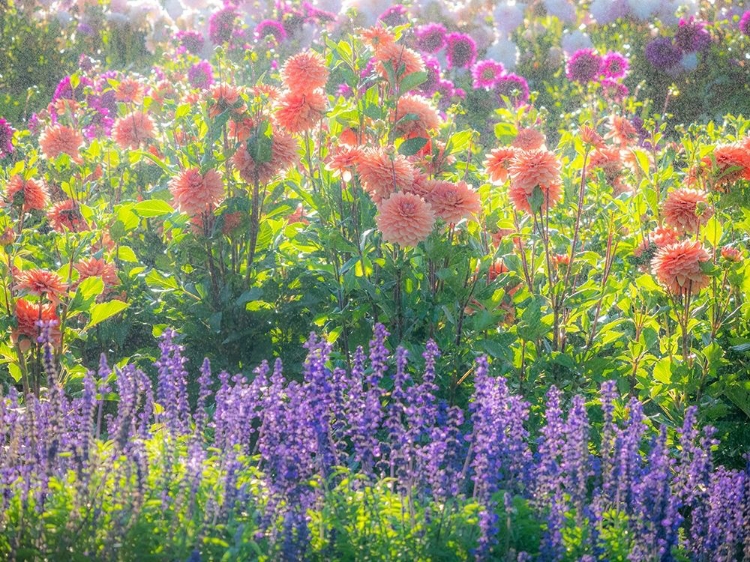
[0,0,749,560]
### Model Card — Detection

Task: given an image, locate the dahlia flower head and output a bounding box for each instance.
[275,90,327,134]
[376,191,435,247]
[39,124,84,163]
[356,148,416,204]
[14,298,61,349]
[414,23,447,54]
[112,111,155,150]
[741,11,750,36]
[651,239,711,296]
[16,269,68,302]
[6,176,48,212]
[444,32,477,69]
[169,168,224,217]
[471,60,505,90]
[508,149,562,213]
[566,49,603,83]
[422,180,482,224]
[281,50,329,93]
[392,94,441,138]
[47,199,88,232]
[494,74,530,107]
[662,188,712,234]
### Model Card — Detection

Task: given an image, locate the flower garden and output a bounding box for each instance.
[1,0,750,560]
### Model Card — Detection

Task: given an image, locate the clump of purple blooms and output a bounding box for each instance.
[445,32,477,69]
[378,4,408,27]
[208,5,239,45]
[0,326,747,560]
[254,19,287,42]
[414,23,447,54]
[176,30,205,55]
[741,11,750,36]
[645,18,712,73]
[566,49,603,83]
[0,118,15,159]
[187,60,214,90]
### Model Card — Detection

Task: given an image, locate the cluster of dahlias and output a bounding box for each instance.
[692,137,750,191]
[275,50,329,133]
[364,149,481,247]
[640,188,716,297]
[566,49,629,101]
[484,128,562,214]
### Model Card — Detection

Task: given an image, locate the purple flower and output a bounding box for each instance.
[337,83,353,98]
[255,19,287,42]
[471,60,505,89]
[188,60,214,90]
[0,118,14,158]
[674,17,711,53]
[445,32,477,69]
[601,51,628,78]
[414,23,446,54]
[208,6,238,44]
[420,56,442,94]
[644,37,682,71]
[600,78,628,101]
[378,5,408,27]
[740,11,750,36]
[176,30,205,55]
[494,73,529,107]
[566,49,603,83]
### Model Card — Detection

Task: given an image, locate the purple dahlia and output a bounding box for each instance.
[566,49,603,83]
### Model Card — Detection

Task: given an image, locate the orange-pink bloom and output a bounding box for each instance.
[720,245,741,263]
[281,51,329,93]
[703,144,750,189]
[39,124,84,163]
[6,176,48,212]
[662,188,712,233]
[651,239,711,295]
[74,258,119,289]
[232,130,299,184]
[169,168,224,216]
[392,95,441,138]
[483,147,518,184]
[208,83,246,118]
[376,191,435,247]
[423,180,482,223]
[375,43,425,82]
[589,148,623,183]
[512,128,546,151]
[508,149,562,212]
[275,90,327,134]
[112,111,155,149]
[47,199,88,232]
[325,146,363,183]
[356,148,416,204]
[115,78,144,103]
[13,298,61,348]
[16,269,68,302]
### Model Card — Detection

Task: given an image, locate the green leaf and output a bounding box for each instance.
[88,301,129,329]
[399,71,428,93]
[132,199,175,218]
[397,136,428,156]
[703,215,723,247]
[653,357,673,384]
